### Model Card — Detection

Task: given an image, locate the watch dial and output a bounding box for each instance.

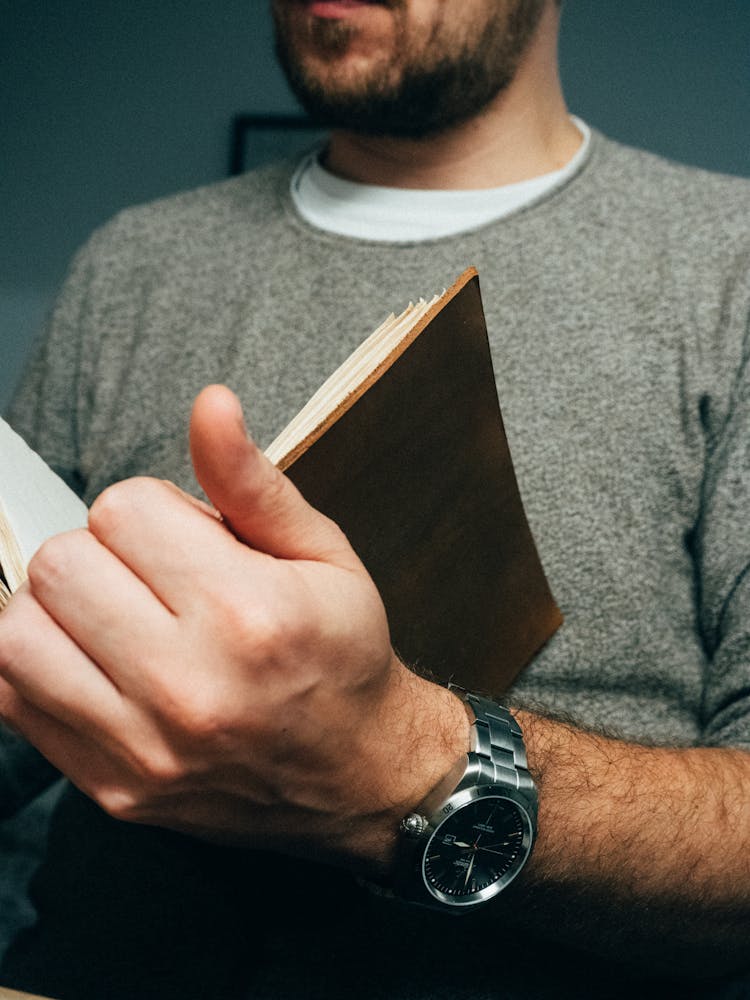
[423,796,527,900]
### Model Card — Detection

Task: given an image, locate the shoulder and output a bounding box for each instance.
[585,131,750,249]
[80,158,300,266]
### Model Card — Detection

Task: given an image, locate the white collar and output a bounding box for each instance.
[290,118,590,242]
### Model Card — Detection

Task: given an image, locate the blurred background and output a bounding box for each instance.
[2,0,749,409]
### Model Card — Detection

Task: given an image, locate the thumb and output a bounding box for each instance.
[189,384,358,566]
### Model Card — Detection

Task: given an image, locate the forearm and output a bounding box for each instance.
[3,385,747,981]
[510,709,750,975]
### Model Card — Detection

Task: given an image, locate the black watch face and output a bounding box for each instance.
[422,792,531,906]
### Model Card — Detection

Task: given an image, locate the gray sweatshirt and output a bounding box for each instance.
[2,129,749,998]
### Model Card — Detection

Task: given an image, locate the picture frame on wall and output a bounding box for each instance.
[229,114,328,175]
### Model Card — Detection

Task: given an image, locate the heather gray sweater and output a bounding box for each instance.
[2,129,750,998]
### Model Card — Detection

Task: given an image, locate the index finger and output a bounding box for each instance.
[86,476,271,614]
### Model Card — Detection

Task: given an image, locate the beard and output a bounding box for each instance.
[272,1,546,139]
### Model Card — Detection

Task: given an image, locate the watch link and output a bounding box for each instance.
[394,689,537,912]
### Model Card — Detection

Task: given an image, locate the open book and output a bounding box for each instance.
[0,423,88,607]
[0,267,562,693]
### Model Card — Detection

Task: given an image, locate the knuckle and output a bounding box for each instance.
[0,613,24,668]
[88,477,166,537]
[27,531,86,591]
[110,735,190,798]
[0,687,25,730]
[88,481,128,530]
[0,599,43,685]
[133,747,186,789]
[215,599,285,664]
[153,680,225,744]
[96,785,143,823]
[243,607,286,661]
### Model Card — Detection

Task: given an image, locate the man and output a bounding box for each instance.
[0,1,749,997]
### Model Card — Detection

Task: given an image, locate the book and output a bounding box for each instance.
[0,267,562,693]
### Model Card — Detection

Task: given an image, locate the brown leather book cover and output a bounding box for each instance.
[282,268,563,694]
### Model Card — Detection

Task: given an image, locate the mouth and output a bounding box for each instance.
[300,0,387,16]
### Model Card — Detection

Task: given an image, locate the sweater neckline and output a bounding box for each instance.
[286,117,593,245]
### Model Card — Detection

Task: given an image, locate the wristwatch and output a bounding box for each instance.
[393,688,537,913]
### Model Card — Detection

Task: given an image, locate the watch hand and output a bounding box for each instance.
[479,836,521,850]
[463,851,476,888]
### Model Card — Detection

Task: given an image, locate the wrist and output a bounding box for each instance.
[387,689,538,911]
[359,659,472,878]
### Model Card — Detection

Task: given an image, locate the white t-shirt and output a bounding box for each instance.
[290,118,590,242]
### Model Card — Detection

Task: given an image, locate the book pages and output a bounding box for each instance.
[265,294,441,466]
[0,419,88,601]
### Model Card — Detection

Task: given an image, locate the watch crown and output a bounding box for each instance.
[400,813,428,838]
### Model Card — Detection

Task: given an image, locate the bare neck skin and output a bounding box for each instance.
[325,4,579,191]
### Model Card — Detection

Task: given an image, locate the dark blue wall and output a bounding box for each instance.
[2,1,749,408]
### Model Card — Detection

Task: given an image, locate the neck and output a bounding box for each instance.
[324,4,579,191]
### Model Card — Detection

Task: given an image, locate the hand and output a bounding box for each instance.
[0,386,468,872]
